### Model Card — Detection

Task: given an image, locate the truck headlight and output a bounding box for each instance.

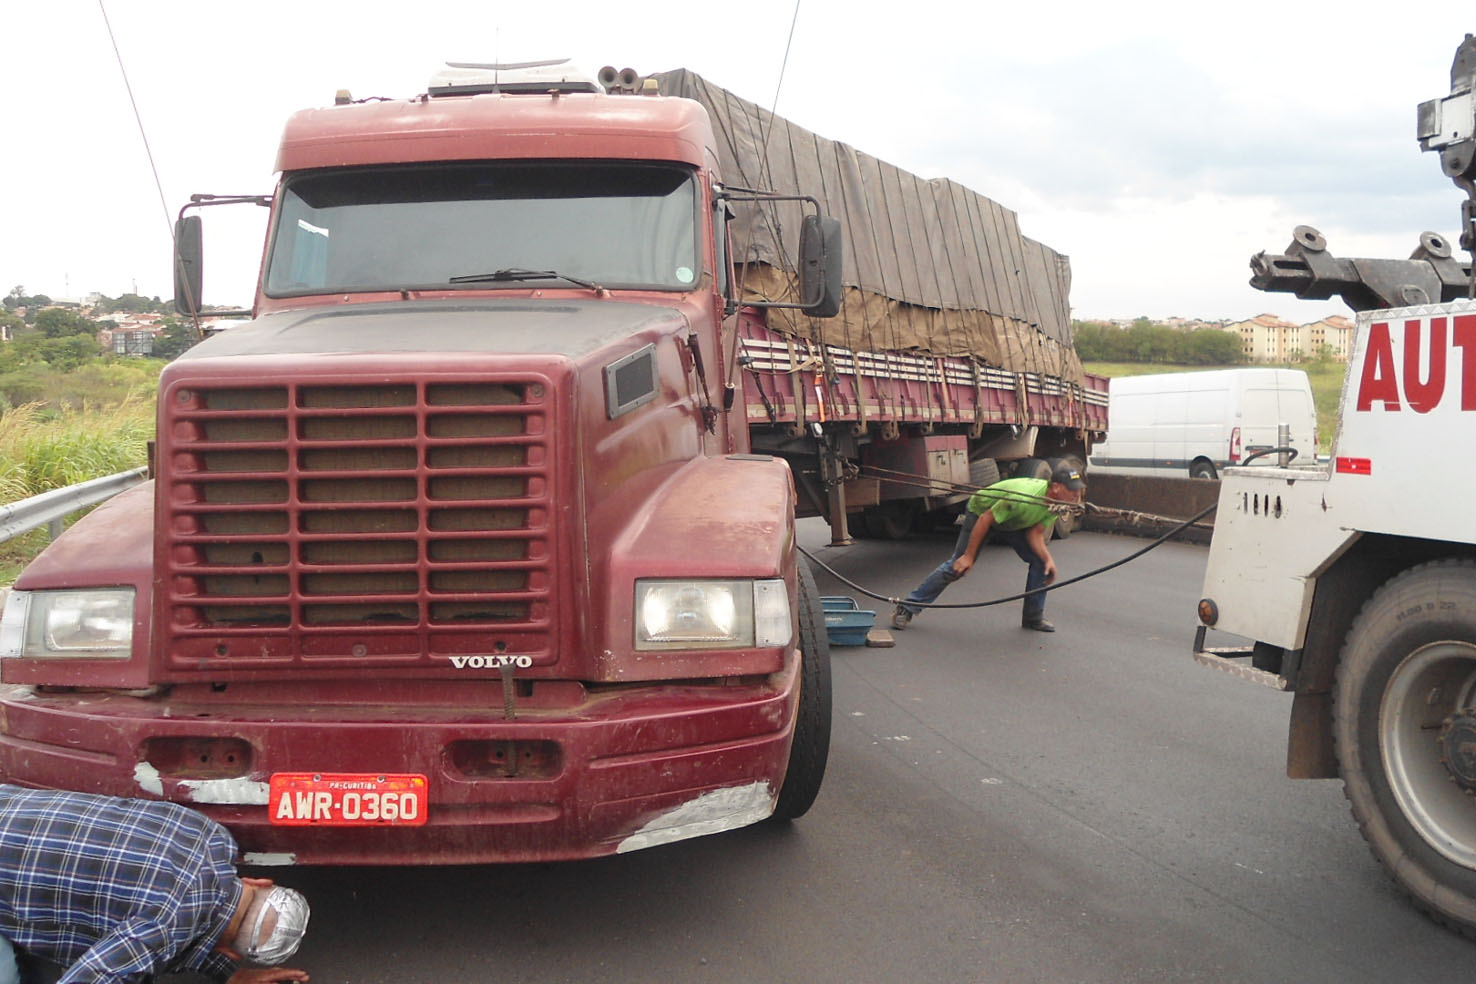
[0,589,136,660]
[635,579,791,650]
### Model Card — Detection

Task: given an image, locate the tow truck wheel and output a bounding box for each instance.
[772,560,832,821]
[1333,558,1476,937]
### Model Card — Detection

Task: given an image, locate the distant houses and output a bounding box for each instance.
[2,299,238,359]
[96,312,165,356]
[1224,313,1355,363]
[1088,313,1358,363]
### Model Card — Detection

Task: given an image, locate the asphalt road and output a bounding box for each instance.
[224,524,1476,983]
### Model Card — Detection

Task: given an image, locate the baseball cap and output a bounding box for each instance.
[1051,463,1086,490]
[233,884,310,965]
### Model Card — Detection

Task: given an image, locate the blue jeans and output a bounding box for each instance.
[900,513,1048,623]
[0,935,19,984]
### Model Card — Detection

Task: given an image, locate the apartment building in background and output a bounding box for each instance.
[1226,313,1355,363]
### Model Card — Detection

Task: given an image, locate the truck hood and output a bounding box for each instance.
[183,299,687,360]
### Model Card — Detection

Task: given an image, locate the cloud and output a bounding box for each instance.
[3,0,1473,324]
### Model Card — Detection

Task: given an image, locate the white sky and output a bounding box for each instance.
[3,1,1472,323]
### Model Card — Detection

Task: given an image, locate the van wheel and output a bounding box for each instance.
[772,561,832,821]
[1190,461,1217,480]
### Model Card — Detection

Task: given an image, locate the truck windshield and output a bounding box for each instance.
[264,162,701,296]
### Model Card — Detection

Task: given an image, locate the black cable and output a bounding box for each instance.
[1237,446,1297,466]
[798,501,1218,610]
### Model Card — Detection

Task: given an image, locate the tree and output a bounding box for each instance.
[34,308,101,338]
[150,317,200,361]
[5,287,51,313]
[92,293,166,315]
[1181,328,1243,365]
[38,334,103,372]
[1072,318,1243,366]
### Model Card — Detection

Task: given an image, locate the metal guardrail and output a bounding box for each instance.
[0,468,148,543]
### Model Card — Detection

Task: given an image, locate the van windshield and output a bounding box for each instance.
[264,162,701,296]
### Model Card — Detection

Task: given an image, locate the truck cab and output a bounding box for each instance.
[0,62,837,865]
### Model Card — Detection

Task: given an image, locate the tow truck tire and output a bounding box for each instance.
[772,560,832,821]
[1332,558,1476,938]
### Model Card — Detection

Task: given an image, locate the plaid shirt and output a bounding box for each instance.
[0,785,241,983]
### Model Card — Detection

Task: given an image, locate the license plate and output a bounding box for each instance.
[268,772,429,827]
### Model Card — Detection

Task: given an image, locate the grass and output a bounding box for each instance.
[0,396,155,583]
[1083,360,1349,453]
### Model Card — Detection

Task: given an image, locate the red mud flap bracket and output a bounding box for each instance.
[1193,626,1291,691]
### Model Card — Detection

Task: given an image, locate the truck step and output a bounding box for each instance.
[1193,647,1291,691]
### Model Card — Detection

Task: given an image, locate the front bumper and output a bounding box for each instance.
[0,655,800,865]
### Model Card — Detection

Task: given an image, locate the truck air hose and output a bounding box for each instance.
[797,501,1218,611]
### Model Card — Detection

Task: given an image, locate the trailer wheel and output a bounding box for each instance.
[968,456,1000,490]
[1045,457,1083,540]
[772,560,832,821]
[1050,511,1075,540]
[1012,457,1052,482]
[858,501,915,540]
[1333,558,1476,938]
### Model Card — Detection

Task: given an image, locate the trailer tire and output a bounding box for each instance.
[1012,457,1052,482]
[1332,558,1476,938]
[968,457,1000,490]
[858,501,915,540]
[1051,511,1075,540]
[1045,456,1083,540]
[773,560,832,821]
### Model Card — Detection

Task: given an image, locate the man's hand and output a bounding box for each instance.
[228,968,310,984]
[1026,523,1056,584]
[951,511,994,577]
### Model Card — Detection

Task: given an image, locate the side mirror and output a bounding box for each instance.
[798,214,843,318]
[174,216,203,317]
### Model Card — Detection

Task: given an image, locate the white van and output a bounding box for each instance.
[1088,368,1317,480]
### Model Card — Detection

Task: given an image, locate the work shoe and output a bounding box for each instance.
[1022,618,1055,633]
[891,606,913,630]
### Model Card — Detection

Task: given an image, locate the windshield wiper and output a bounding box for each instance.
[448,267,604,291]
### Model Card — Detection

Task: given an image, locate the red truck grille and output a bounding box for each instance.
[162,378,552,667]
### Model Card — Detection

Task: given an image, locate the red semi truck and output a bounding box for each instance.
[0,61,1105,865]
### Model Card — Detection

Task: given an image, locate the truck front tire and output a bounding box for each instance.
[772,560,832,821]
[1333,558,1476,937]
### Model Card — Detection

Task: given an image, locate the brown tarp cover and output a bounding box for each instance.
[652,69,1083,385]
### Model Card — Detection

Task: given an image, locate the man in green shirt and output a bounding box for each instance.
[892,462,1085,633]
